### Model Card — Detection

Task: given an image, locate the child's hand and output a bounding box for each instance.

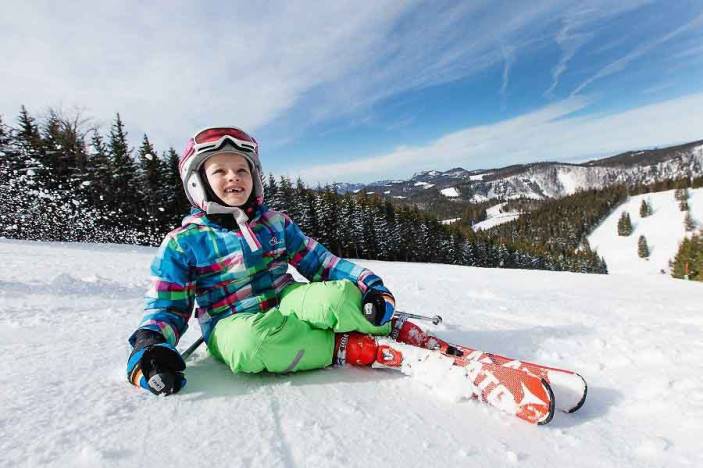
[127,333,186,395]
[362,285,396,325]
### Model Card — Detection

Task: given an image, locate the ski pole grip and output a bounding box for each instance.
[395,311,443,325]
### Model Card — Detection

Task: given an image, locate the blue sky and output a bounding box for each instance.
[2,1,703,184]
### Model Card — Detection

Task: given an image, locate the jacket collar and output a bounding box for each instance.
[182,203,267,228]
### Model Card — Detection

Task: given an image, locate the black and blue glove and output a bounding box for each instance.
[127,329,186,395]
[362,285,396,325]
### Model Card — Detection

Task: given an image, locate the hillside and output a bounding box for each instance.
[2,239,703,467]
[335,139,703,206]
[588,188,703,275]
[472,202,522,231]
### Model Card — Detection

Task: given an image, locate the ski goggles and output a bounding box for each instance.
[181,127,258,165]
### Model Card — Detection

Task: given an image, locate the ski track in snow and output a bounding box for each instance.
[1,238,703,467]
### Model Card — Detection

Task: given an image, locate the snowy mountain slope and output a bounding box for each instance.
[469,144,703,202]
[588,188,703,275]
[2,239,703,467]
[472,202,522,231]
[335,140,703,204]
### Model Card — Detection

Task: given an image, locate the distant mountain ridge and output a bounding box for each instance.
[332,139,703,203]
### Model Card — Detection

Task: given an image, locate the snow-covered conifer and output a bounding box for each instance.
[617,211,633,236]
[639,199,652,217]
[638,235,649,258]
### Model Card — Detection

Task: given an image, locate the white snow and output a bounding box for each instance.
[588,188,703,275]
[440,187,460,198]
[441,218,461,225]
[2,238,703,467]
[557,170,579,195]
[473,202,522,231]
[414,181,435,189]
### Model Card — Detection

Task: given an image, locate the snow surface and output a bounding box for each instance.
[556,170,579,195]
[2,238,703,467]
[440,187,460,198]
[473,202,522,231]
[588,188,703,275]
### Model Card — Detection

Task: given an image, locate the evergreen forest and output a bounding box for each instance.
[2,107,699,276]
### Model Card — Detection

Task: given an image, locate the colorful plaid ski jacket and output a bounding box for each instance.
[128,205,384,347]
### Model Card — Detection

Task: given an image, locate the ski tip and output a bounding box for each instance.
[537,379,555,425]
[566,373,588,414]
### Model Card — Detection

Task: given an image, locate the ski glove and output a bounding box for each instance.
[127,330,186,395]
[362,285,396,325]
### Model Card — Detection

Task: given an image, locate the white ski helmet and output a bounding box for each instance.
[178,126,264,210]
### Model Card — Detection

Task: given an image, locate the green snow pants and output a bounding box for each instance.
[208,280,391,374]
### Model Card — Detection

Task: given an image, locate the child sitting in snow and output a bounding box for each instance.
[127,126,396,395]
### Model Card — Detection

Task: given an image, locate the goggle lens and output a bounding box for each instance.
[194,127,255,145]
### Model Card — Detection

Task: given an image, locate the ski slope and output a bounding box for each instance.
[588,188,703,275]
[1,239,703,467]
[472,202,522,231]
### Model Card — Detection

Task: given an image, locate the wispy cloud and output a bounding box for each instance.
[571,12,703,96]
[641,81,677,95]
[544,12,594,98]
[0,0,608,149]
[673,41,703,60]
[0,1,411,149]
[296,92,703,183]
[2,0,701,159]
[500,45,515,107]
[544,2,648,98]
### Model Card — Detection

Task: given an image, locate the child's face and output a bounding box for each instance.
[202,153,254,207]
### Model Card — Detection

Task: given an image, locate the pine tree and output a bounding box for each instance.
[684,212,696,232]
[11,107,46,239]
[639,199,652,217]
[0,115,15,233]
[674,188,689,201]
[86,131,113,211]
[671,234,703,281]
[0,115,12,185]
[107,113,138,228]
[638,235,649,258]
[137,134,161,233]
[617,211,633,236]
[277,177,296,216]
[266,174,280,209]
[161,147,189,228]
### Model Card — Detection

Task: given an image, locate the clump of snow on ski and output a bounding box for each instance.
[446,341,587,413]
[375,338,554,424]
[374,338,476,402]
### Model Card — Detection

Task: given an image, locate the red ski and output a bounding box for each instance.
[390,314,587,414]
[335,332,555,425]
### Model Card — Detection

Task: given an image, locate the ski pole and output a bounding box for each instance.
[395,310,443,325]
[181,336,204,360]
